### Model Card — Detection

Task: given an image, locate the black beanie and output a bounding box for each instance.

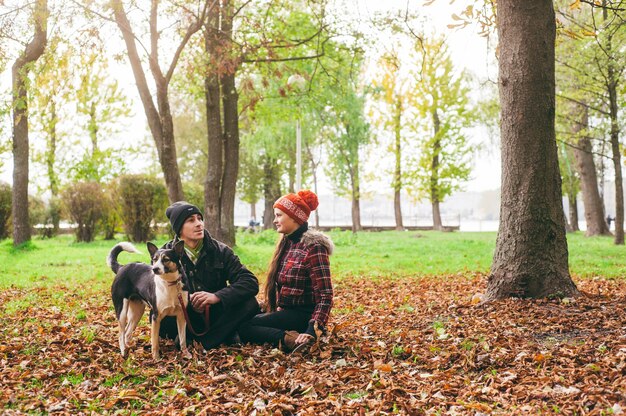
[165,201,203,236]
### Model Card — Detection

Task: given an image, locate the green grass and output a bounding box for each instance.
[0,230,623,289]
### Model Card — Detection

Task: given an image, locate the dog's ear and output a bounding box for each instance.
[173,240,185,258]
[147,242,159,259]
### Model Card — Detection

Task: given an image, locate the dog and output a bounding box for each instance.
[108,240,190,360]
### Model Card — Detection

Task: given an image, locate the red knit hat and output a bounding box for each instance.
[273,190,319,225]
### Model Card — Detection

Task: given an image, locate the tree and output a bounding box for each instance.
[325,85,370,233]
[593,1,625,244]
[370,50,409,230]
[564,101,610,236]
[74,46,132,182]
[202,0,239,246]
[408,37,474,231]
[108,0,210,203]
[555,0,626,243]
[485,0,579,301]
[558,142,580,232]
[32,37,71,201]
[11,0,48,246]
[554,1,619,237]
[237,145,264,221]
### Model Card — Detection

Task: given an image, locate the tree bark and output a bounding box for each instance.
[485,0,579,301]
[393,99,404,230]
[349,155,362,233]
[606,47,623,244]
[218,1,239,247]
[203,5,223,239]
[46,99,59,197]
[12,0,47,246]
[568,193,579,232]
[201,0,239,247]
[307,145,321,228]
[111,0,194,203]
[572,105,610,236]
[431,109,443,231]
[262,156,282,230]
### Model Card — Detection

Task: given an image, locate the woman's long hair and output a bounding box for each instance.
[264,234,287,312]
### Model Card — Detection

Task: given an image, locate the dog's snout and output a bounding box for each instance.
[152,266,161,274]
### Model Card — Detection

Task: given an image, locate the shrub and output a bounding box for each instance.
[29,195,47,235]
[0,183,11,239]
[46,197,62,237]
[117,174,168,242]
[33,197,62,238]
[183,182,205,212]
[62,182,105,242]
[100,189,121,240]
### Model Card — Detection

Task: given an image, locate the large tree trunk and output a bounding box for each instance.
[393,100,404,230]
[202,0,239,247]
[216,0,239,248]
[431,110,443,231]
[220,71,239,247]
[262,156,281,230]
[12,0,47,246]
[203,6,223,239]
[572,105,610,236]
[605,32,623,244]
[485,0,579,301]
[111,0,191,203]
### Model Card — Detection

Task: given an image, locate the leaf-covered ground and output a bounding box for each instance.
[1,275,625,415]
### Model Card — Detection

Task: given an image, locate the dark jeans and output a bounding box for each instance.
[159,297,260,350]
[238,307,313,346]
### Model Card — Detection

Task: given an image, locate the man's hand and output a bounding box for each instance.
[190,291,221,311]
[295,333,313,345]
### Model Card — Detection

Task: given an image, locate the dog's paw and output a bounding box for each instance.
[181,349,192,360]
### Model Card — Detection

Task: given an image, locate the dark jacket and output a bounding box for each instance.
[163,230,259,309]
[277,225,334,330]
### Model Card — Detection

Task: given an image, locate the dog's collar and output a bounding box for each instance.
[167,277,182,286]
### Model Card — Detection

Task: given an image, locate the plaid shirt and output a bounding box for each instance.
[276,233,333,328]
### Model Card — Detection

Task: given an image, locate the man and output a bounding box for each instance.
[159,201,259,350]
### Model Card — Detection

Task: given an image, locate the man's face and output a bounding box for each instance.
[179,214,204,242]
[273,208,299,235]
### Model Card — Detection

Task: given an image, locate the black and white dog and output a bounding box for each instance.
[108,241,190,360]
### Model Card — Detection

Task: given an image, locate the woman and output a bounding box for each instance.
[239,190,334,351]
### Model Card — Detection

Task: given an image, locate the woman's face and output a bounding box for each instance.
[273,208,299,235]
[179,213,204,243]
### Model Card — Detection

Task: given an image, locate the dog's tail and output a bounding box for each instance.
[107,242,141,274]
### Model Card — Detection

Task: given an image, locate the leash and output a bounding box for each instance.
[177,293,211,336]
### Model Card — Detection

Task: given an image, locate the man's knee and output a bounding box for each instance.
[240,297,261,319]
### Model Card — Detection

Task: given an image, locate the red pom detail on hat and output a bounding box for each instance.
[297,190,319,211]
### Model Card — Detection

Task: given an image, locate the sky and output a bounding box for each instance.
[0,0,502,195]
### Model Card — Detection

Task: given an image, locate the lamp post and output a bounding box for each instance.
[287,74,306,190]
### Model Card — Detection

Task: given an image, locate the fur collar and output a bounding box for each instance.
[300,229,334,255]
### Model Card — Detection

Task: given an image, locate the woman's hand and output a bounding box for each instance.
[295,333,313,345]
[190,291,220,311]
